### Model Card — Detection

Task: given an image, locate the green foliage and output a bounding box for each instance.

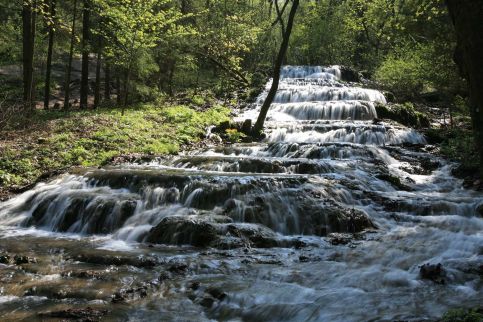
[225,128,246,143]
[376,103,430,128]
[375,42,462,99]
[442,308,483,322]
[0,103,230,189]
[439,129,478,167]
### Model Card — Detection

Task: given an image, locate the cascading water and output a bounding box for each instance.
[0,66,481,321]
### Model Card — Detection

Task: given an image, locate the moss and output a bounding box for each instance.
[0,104,230,194]
[442,308,483,322]
[376,103,430,128]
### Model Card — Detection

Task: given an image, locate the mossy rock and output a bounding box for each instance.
[376,103,430,128]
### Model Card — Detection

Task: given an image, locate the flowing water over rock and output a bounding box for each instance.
[0,66,481,321]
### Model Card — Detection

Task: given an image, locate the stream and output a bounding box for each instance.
[0,65,481,321]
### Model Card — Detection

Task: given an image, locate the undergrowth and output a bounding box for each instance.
[0,104,230,192]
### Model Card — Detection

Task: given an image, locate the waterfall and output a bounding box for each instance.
[0,65,481,322]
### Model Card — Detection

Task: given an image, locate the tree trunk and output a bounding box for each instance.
[64,0,78,109]
[253,0,299,135]
[80,0,90,109]
[22,1,33,106]
[122,68,130,115]
[446,0,483,175]
[44,0,56,110]
[94,40,102,109]
[104,63,111,101]
[29,0,37,110]
[116,75,121,105]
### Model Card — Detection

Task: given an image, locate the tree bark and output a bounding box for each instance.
[94,40,102,109]
[253,0,299,135]
[122,68,130,115]
[104,62,111,101]
[22,1,33,106]
[80,0,90,109]
[116,75,121,105]
[64,0,78,109]
[29,0,37,110]
[446,0,483,175]
[44,0,56,110]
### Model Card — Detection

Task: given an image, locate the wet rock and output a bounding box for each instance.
[158,271,172,282]
[419,158,440,174]
[376,173,412,191]
[420,263,445,284]
[168,262,189,274]
[206,287,227,301]
[61,270,104,280]
[225,223,280,248]
[326,206,375,234]
[327,233,353,245]
[0,254,11,264]
[199,296,215,308]
[339,66,362,83]
[189,281,201,290]
[38,307,108,321]
[112,285,148,303]
[241,119,252,135]
[146,216,219,247]
[14,255,37,265]
[71,253,157,268]
[375,103,430,128]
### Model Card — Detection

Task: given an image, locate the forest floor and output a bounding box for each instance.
[0,101,231,200]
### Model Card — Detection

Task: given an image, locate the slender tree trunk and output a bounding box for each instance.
[94,40,102,109]
[116,75,121,105]
[104,62,111,101]
[22,1,33,106]
[80,0,90,109]
[253,0,299,135]
[122,68,130,115]
[446,0,483,175]
[64,0,78,109]
[44,0,56,110]
[29,0,37,110]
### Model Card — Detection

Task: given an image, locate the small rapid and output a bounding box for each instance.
[0,66,481,321]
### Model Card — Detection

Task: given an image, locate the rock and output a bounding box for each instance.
[419,158,440,174]
[375,103,430,128]
[189,281,201,290]
[199,296,215,308]
[206,287,227,301]
[61,270,104,280]
[327,233,353,245]
[146,216,220,247]
[112,285,148,303]
[158,271,172,282]
[376,173,412,191]
[168,262,189,274]
[420,263,445,284]
[71,253,157,268]
[14,255,37,265]
[241,119,252,135]
[224,223,280,248]
[476,204,483,217]
[38,307,108,321]
[339,66,362,82]
[0,254,10,264]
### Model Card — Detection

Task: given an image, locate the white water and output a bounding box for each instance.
[0,65,481,321]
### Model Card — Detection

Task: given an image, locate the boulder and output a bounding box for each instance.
[420,263,445,284]
[146,216,220,247]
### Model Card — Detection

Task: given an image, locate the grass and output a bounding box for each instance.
[0,103,230,195]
